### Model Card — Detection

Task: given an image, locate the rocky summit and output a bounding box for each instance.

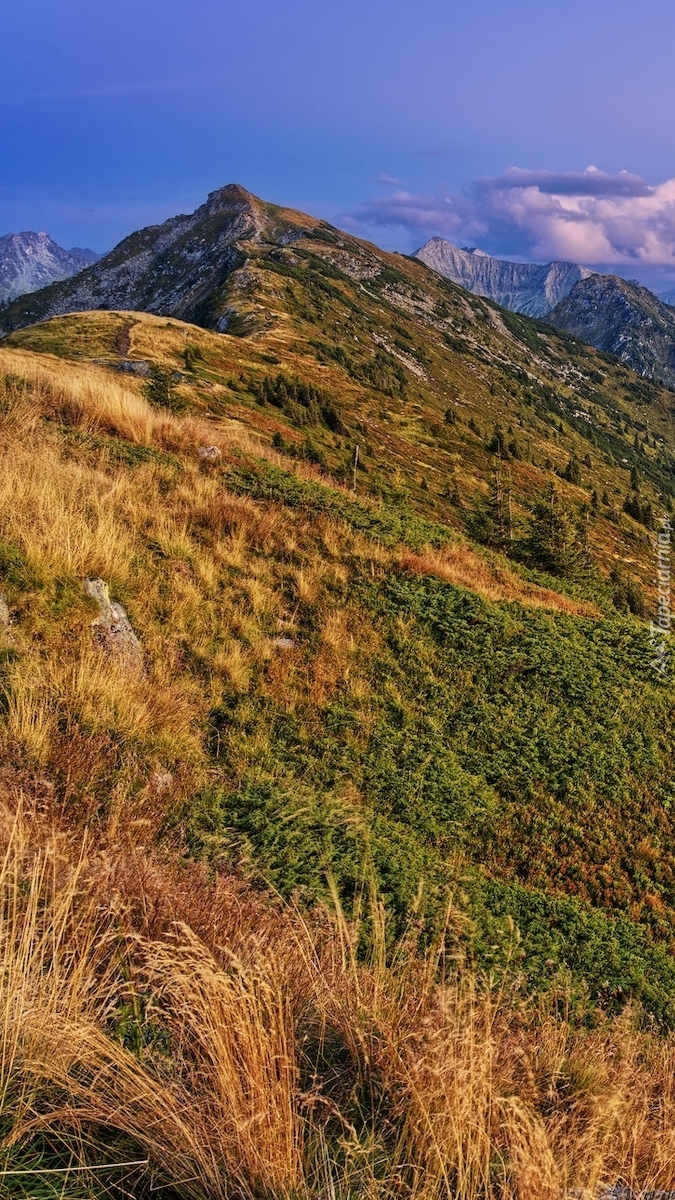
[414,236,592,318]
[0,184,317,334]
[0,231,98,304]
[548,273,675,389]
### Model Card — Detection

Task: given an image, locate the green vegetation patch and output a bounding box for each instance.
[226,459,452,547]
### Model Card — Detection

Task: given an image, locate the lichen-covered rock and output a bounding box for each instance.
[83,578,144,674]
[0,592,10,631]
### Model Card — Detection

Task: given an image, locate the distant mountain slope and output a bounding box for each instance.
[0,232,98,304]
[414,237,592,318]
[548,273,675,390]
[660,287,675,307]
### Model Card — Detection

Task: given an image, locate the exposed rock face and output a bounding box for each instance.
[414,238,592,318]
[0,593,10,629]
[0,185,310,334]
[83,578,144,674]
[548,274,675,389]
[0,232,98,304]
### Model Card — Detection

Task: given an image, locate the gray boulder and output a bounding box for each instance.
[83,578,144,674]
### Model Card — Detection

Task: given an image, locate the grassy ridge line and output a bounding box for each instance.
[5,301,675,614]
[0,342,596,614]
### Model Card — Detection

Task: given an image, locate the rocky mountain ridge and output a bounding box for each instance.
[5,184,675,395]
[415,236,675,388]
[0,185,316,333]
[0,231,98,304]
[548,273,675,390]
[414,237,593,318]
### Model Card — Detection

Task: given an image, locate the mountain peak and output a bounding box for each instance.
[0,183,310,333]
[548,272,675,388]
[0,232,100,304]
[414,237,589,318]
[203,182,262,214]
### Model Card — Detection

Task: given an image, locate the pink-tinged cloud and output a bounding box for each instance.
[345,167,675,267]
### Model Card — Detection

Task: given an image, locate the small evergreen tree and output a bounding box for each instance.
[610,565,646,616]
[562,455,582,485]
[183,344,203,371]
[488,423,508,456]
[623,492,654,528]
[445,478,462,507]
[524,483,583,578]
[144,366,176,409]
[466,463,512,548]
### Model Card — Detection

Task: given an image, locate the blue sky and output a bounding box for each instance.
[4,0,675,286]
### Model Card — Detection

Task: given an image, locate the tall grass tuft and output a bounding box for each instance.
[1,798,675,1198]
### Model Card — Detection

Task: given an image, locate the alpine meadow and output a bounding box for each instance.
[3,180,675,1198]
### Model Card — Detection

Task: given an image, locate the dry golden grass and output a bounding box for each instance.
[0,346,181,445]
[398,546,600,616]
[0,441,137,581]
[1,796,675,1199]
[0,344,602,848]
[0,342,594,621]
[0,344,353,486]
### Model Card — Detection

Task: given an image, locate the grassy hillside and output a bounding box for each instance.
[1,310,674,991]
[1,254,675,1193]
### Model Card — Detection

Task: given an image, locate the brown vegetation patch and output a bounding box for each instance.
[397,546,599,615]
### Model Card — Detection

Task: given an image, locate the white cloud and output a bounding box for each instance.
[345,167,675,268]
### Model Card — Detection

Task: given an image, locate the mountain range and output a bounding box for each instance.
[4,199,675,394]
[415,235,675,388]
[414,237,593,318]
[0,231,98,305]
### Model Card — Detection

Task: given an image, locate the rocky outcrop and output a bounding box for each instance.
[0,232,98,304]
[548,274,675,389]
[414,238,592,318]
[0,592,14,645]
[83,578,144,674]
